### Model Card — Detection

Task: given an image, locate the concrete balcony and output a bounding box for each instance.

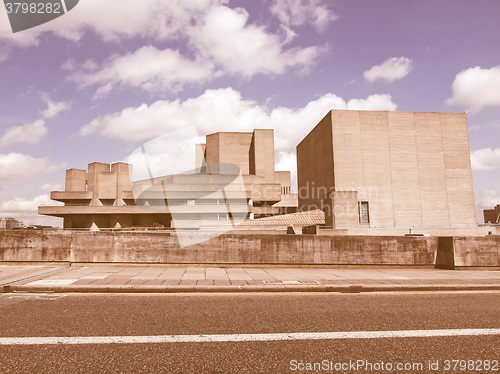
[136,190,250,201]
[50,191,92,202]
[50,191,135,202]
[39,204,250,217]
[38,205,159,216]
[168,204,250,215]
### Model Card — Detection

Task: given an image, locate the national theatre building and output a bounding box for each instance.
[40,110,478,231]
[297,110,477,228]
[39,129,300,229]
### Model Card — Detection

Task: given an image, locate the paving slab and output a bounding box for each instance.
[0,264,70,286]
[1,264,500,293]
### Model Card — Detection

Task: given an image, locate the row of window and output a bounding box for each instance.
[281,187,291,194]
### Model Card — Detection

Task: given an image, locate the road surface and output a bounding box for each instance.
[0,291,499,373]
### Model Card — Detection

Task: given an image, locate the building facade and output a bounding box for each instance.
[297,110,477,228]
[39,129,298,229]
[0,217,23,230]
[484,205,500,224]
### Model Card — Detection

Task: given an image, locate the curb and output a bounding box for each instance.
[3,284,500,294]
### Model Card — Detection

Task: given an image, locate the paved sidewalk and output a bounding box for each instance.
[1,264,500,293]
[0,264,69,287]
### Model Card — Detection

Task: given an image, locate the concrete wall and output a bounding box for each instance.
[0,231,72,262]
[319,226,500,237]
[297,112,335,226]
[415,113,450,226]
[251,129,275,182]
[0,230,435,265]
[435,236,500,269]
[2,231,498,267]
[65,169,86,192]
[332,191,359,228]
[340,111,396,228]
[206,132,253,175]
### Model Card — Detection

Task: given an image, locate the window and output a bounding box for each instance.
[359,201,370,224]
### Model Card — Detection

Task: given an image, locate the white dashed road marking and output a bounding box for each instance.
[0,328,499,345]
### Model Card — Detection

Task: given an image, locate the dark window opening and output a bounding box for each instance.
[359,201,369,224]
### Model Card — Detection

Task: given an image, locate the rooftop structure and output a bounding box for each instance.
[484,205,500,224]
[297,110,477,228]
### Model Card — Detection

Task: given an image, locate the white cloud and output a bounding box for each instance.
[346,94,397,111]
[70,46,215,96]
[0,195,63,226]
[3,1,325,90]
[81,87,397,179]
[364,57,414,83]
[191,5,325,77]
[468,124,481,132]
[476,189,500,209]
[1,194,52,213]
[10,1,328,94]
[446,65,500,114]
[0,0,214,45]
[126,126,205,181]
[37,183,63,192]
[0,48,9,64]
[485,119,500,130]
[0,153,61,182]
[475,189,500,224]
[67,5,326,95]
[270,0,338,34]
[471,147,500,172]
[81,88,397,148]
[0,119,47,146]
[40,95,72,118]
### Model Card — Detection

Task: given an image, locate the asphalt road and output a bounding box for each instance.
[0,292,499,373]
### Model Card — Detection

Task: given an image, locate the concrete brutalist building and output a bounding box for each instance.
[39,129,299,229]
[0,217,23,230]
[297,110,477,228]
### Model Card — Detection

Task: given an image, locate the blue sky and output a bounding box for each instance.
[0,0,499,226]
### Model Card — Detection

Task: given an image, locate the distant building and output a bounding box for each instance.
[39,129,299,229]
[484,205,500,224]
[25,224,57,230]
[297,110,477,228]
[0,217,23,229]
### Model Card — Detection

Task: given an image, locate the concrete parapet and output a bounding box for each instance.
[0,231,499,267]
[0,230,434,265]
[319,226,500,236]
[0,230,71,262]
[435,236,500,269]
